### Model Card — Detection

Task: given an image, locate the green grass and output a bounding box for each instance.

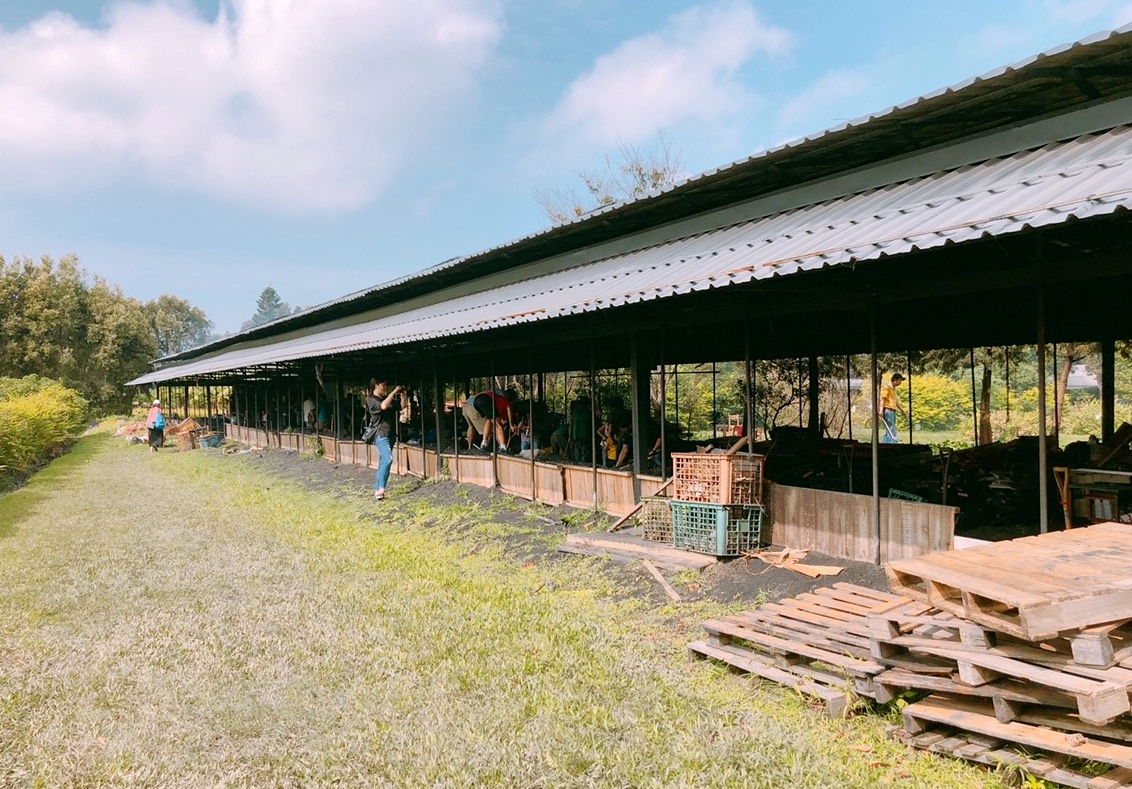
[0,431,1006,788]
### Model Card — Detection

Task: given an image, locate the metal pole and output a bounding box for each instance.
[590,339,598,510]
[846,355,853,442]
[906,352,913,445]
[870,300,881,565]
[528,349,536,502]
[969,348,978,446]
[1102,338,1116,442]
[1052,342,1060,444]
[452,360,460,484]
[712,361,717,440]
[744,326,753,449]
[420,369,428,480]
[433,360,443,469]
[1037,290,1049,534]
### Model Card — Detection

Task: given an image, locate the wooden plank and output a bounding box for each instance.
[893,724,1132,789]
[904,695,1132,769]
[689,640,851,717]
[559,532,716,571]
[642,559,682,602]
[911,644,1130,724]
[701,618,884,676]
[874,669,1078,712]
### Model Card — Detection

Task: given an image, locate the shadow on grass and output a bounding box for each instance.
[0,432,112,540]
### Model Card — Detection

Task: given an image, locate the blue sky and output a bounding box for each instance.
[1,0,1130,335]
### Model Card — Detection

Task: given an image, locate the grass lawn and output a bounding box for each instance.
[0,429,1005,788]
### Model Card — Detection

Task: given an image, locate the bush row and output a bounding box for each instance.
[0,375,89,479]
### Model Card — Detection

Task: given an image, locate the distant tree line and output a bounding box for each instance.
[0,255,213,414]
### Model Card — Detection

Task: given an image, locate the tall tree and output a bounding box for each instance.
[84,278,158,412]
[145,294,214,357]
[0,254,211,413]
[920,347,1027,445]
[242,285,295,330]
[534,132,685,226]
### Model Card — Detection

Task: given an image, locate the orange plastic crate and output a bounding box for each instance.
[671,452,764,505]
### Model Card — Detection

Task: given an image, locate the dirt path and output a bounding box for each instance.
[0,432,995,788]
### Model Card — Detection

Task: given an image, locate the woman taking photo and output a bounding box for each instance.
[365,377,403,500]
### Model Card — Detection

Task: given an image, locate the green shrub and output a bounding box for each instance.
[0,375,88,477]
[907,374,969,431]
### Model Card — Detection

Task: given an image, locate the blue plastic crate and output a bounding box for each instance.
[669,500,764,556]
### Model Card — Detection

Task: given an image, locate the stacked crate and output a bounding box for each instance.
[665,452,766,556]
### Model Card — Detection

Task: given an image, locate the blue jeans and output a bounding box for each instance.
[881,409,898,444]
[374,436,393,492]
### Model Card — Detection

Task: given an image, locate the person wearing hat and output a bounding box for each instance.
[145,398,166,452]
[878,373,906,444]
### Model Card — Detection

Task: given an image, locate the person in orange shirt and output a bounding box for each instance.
[878,373,906,444]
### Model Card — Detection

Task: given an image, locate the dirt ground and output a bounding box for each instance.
[225,445,889,608]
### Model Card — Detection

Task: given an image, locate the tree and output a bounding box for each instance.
[920,347,1028,445]
[534,131,685,226]
[83,278,157,412]
[0,254,213,413]
[145,294,214,357]
[241,286,295,330]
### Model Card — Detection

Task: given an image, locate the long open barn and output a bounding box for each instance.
[131,26,1132,564]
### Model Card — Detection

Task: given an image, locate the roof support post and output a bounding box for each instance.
[744,327,753,449]
[335,375,342,442]
[1101,337,1116,442]
[906,352,914,445]
[420,368,428,480]
[870,297,881,565]
[808,355,820,436]
[528,348,536,502]
[452,359,460,484]
[629,330,650,503]
[432,359,443,463]
[490,356,497,489]
[589,338,598,511]
[1037,287,1049,534]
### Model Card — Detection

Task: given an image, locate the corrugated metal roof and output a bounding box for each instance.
[131,125,1132,385]
[155,24,1132,364]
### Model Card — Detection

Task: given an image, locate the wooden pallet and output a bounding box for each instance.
[886,523,1132,641]
[867,601,1132,725]
[869,599,1132,669]
[892,725,1132,789]
[691,583,910,713]
[904,694,1132,771]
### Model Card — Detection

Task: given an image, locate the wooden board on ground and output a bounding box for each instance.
[903,694,1132,770]
[692,584,912,706]
[559,530,716,571]
[886,523,1132,641]
[892,726,1132,789]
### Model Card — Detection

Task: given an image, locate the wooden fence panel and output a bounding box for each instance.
[596,468,636,515]
[766,483,956,563]
[563,466,595,509]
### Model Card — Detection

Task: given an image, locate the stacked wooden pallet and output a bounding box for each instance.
[691,523,1132,788]
[689,583,906,717]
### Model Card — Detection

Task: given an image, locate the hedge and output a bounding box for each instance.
[0,375,89,479]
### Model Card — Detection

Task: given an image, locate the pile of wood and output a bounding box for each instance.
[691,523,1132,788]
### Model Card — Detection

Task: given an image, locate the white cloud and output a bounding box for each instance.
[775,68,871,137]
[0,0,503,212]
[537,1,792,154]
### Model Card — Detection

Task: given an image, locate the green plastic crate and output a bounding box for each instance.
[669,500,763,556]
